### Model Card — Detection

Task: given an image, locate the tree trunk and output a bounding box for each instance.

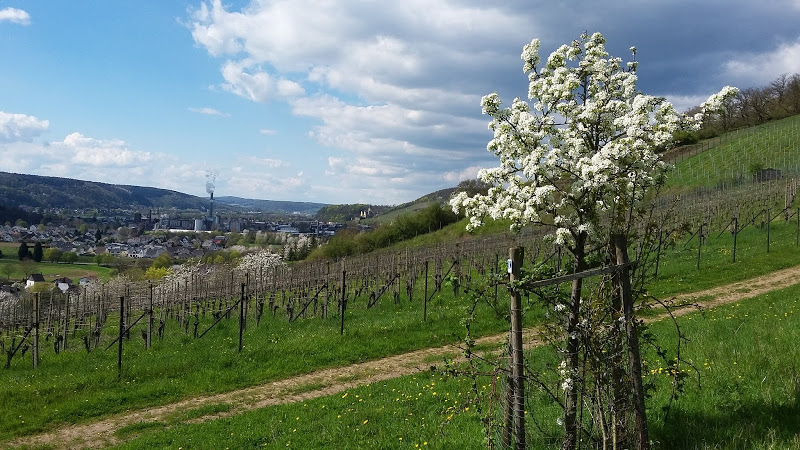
[563,233,587,450]
[614,234,649,450]
[610,245,628,447]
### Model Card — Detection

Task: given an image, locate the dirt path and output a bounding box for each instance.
[9,265,800,449]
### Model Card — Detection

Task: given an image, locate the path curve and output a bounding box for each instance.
[9,264,800,449]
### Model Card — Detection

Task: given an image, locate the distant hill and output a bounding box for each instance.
[0,171,211,211]
[0,203,42,226]
[0,172,324,215]
[215,196,327,215]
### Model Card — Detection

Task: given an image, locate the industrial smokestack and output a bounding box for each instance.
[205,171,216,195]
[205,171,216,230]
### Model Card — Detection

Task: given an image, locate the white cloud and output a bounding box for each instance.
[442,165,483,184]
[0,7,30,25]
[55,132,153,167]
[663,94,709,113]
[0,111,49,142]
[188,106,230,117]
[259,128,277,135]
[722,36,800,87]
[237,155,288,169]
[0,132,173,191]
[219,59,304,103]
[184,0,800,203]
[226,167,307,199]
[188,0,526,202]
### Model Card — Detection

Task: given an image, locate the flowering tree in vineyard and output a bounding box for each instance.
[451,32,737,449]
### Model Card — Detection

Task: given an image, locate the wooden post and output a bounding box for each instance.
[147,283,153,350]
[453,243,461,296]
[732,216,739,263]
[696,223,703,270]
[494,253,499,304]
[33,293,40,369]
[423,261,429,323]
[238,283,245,353]
[508,247,525,450]
[62,293,70,351]
[339,261,347,335]
[118,296,124,378]
[766,208,771,253]
[614,234,649,450]
[502,344,514,448]
[654,229,663,278]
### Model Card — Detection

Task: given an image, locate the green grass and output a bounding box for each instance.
[646,215,800,298]
[164,403,233,424]
[0,259,114,282]
[386,216,517,250]
[0,281,526,442]
[115,371,484,449]
[645,284,800,448]
[2,201,800,446]
[363,200,439,225]
[1,215,799,444]
[114,420,167,438]
[110,282,800,449]
[0,241,20,257]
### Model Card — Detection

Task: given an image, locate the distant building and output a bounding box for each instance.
[53,277,73,293]
[276,225,300,234]
[754,168,782,182]
[25,273,45,289]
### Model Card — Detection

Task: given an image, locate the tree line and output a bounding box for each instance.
[677,72,800,145]
[308,203,459,260]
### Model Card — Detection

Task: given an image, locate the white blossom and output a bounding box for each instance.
[450,32,736,246]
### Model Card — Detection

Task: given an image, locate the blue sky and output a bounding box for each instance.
[2,1,800,205]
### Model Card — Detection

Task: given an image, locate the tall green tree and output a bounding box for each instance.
[61,252,78,264]
[32,242,43,262]
[44,248,62,263]
[17,242,30,261]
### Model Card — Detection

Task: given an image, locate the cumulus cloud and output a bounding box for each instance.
[187,0,530,201]
[54,132,153,167]
[0,126,166,190]
[663,94,710,114]
[0,7,30,25]
[219,59,304,103]
[0,111,49,142]
[226,166,307,199]
[722,36,800,87]
[188,106,230,117]
[186,0,800,203]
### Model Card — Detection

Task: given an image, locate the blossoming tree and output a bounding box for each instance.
[451,32,737,449]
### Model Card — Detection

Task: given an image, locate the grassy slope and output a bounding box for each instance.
[114,274,800,449]
[667,114,800,191]
[1,216,799,443]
